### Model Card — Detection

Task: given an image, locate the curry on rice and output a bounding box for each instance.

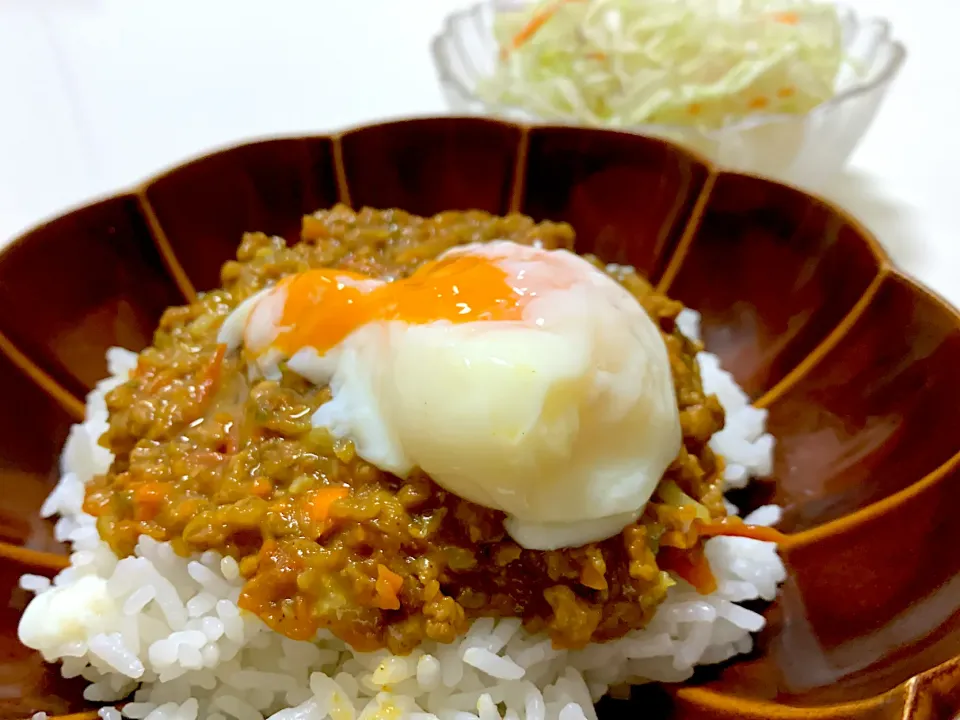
[81,205,779,656]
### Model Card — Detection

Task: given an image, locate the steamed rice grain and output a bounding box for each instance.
[19,311,782,720]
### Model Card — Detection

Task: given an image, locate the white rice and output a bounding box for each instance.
[675,309,775,490]
[19,311,783,720]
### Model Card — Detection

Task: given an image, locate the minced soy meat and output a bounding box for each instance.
[83,205,729,655]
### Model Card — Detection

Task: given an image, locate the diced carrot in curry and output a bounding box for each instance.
[303,487,349,523]
[133,482,172,522]
[376,564,404,610]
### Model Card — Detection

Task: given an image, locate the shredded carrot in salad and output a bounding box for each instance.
[499,0,587,59]
[480,0,844,129]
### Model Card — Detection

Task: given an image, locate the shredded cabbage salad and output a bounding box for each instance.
[477,0,844,129]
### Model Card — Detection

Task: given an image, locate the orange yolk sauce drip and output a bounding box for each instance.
[245,251,565,357]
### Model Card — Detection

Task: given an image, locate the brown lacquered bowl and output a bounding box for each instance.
[1,118,959,720]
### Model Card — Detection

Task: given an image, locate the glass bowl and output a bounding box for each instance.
[431,2,906,189]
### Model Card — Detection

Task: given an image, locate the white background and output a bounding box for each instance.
[0,0,956,302]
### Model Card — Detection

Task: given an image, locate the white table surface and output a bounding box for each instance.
[0,0,956,303]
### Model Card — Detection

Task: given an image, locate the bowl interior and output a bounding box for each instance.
[1,118,959,720]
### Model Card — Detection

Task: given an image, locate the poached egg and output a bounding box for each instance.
[218,241,681,550]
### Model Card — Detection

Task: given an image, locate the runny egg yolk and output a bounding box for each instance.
[245,251,571,358]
